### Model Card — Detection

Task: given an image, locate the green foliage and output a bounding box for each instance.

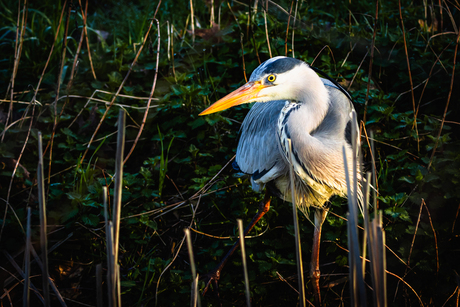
[0,0,459,306]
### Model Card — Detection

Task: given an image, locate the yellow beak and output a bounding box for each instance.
[199,81,268,116]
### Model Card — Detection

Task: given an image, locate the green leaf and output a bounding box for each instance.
[82,214,99,226]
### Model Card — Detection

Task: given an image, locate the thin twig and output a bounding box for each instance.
[79,0,97,80]
[67,0,87,91]
[363,0,379,131]
[398,0,418,145]
[264,0,272,58]
[238,219,251,307]
[311,45,336,68]
[285,1,294,56]
[124,17,161,163]
[190,225,268,240]
[24,207,32,306]
[80,4,162,164]
[347,50,369,91]
[190,0,195,43]
[421,200,439,274]
[407,199,423,268]
[38,133,50,306]
[48,2,72,185]
[155,196,203,306]
[112,110,126,305]
[442,286,459,307]
[427,30,460,170]
[4,0,27,143]
[386,270,424,307]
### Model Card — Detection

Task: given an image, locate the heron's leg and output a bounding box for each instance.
[202,192,271,296]
[310,208,328,306]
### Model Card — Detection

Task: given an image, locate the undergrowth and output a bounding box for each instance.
[0,0,459,306]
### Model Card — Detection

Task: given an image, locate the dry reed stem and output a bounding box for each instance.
[210,0,215,26]
[67,91,159,128]
[29,245,66,306]
[62,94,158,108]
[38,133,50,306]
[237,219,251,307]
[167,21,170,61]
[284,1,294,56]
[249,7,261,64]
[116,265,121,307]
[452,202,460,233]
[112,110,125,307]
[291,0,299,57]
[24,206,31,306]
[407,199,423,268]
[106,221,116,307]
[2,1,20,101]
[275,272,299,294]
[287,139,306,307]
[4,0,27,143]
[165,174,185,201]
[442,286,459,307]
[1,106,34,240]
[79,0,97,80]
[361,127,379,209]
[386,270,424,306]
[192,155,235,198]
[155,235,186,306]
[240,33,248,82]
[414,56,442,123]
[427,30,460,170]
[80,5,161,164]
[190,224,268,240]
[171,23,177,81]
[324,239,420,306]
[185,228,201,307]
[155,196,202,306]
[311,45,336,69]
[66,0,87,91]
[103,187,113,306]
[0,116,32,138]
[362,0,379,131]
[398,0,419,147]
[48,2,71,186]
[27,0,67,114]
[264,0,272,58]
[421,200,439,274]
[3,232,75,290]
[327,210,407,266]
[226,2,248,81]
[347,49,369,91]
[367,135,418,158]
[3,251,46,305]
[0,0,48,241]
[361,173,371,279]
[343,121,367,306]
[443,1,458,32]
[124,18,160,163]
[121,184,238,221]
[190,0,195,43]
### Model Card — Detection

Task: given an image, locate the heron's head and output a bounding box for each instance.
[199,56,327,115]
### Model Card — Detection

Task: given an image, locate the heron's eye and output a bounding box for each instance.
[267,74,276,83]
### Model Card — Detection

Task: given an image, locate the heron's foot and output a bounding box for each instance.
[201,267,221,297]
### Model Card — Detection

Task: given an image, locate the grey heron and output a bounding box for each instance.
[199,56,360,303]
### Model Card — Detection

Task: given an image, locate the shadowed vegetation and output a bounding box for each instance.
[0,0,459,306]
